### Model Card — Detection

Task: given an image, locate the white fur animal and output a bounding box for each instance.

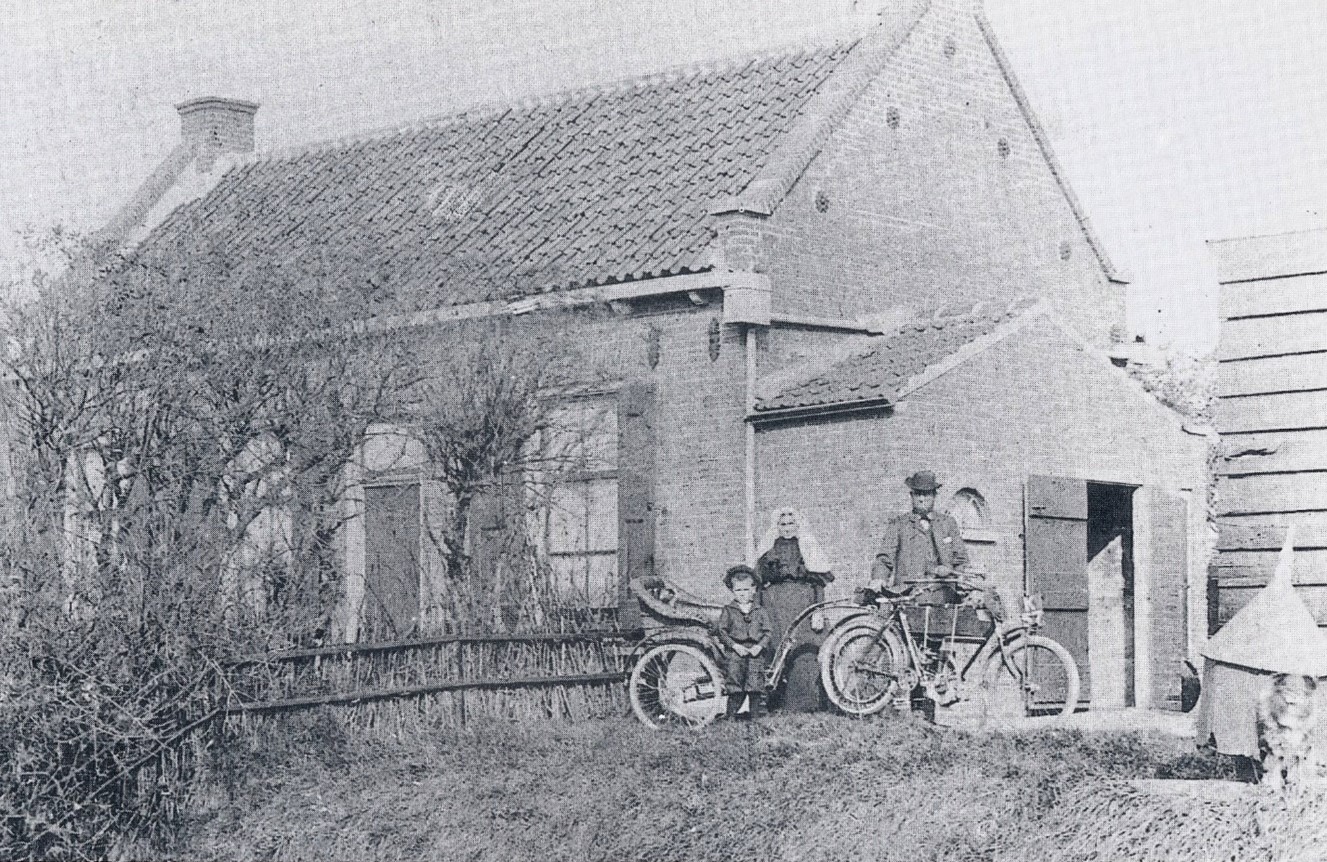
[1257,673,1318,790]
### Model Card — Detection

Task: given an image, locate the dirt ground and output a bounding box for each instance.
[166,710,1260,862]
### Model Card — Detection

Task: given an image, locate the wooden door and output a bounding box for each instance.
[1025,476,1090,704]
[1139,486,1189,711]
[362,483,421,640]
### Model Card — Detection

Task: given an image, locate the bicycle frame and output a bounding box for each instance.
[763,597,866,689]
[858,583,1040,696]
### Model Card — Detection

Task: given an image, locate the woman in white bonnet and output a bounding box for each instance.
[756,507,833,712]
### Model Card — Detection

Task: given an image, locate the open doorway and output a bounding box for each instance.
[1086,483,1135,708]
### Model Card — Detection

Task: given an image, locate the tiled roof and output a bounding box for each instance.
[139,43,859,310]
[755,298,1039,414]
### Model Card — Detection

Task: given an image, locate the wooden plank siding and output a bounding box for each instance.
[1211,583,1327,631]
[1218,522,1327,551]
[1217,429,1327,475]
[1220,353,1327,397]
[1218,313,1327,361]
[1214,391,1327,434]
[1218,511,1327,534]
[1211,548,1327,577]
[1217,473,1327,516]
[1210,230,1327,284]
[1220,272,1327,320]
[1210,233,1327,628]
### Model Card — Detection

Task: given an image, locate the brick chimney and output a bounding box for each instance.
[175,97,258,171]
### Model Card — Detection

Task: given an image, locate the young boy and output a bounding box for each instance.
[716,565,773,719]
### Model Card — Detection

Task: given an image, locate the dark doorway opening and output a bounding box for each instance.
[1087,483,1136,708]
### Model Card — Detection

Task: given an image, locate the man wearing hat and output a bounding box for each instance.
[870,470,973,595]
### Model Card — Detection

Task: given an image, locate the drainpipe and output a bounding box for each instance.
[745,326,757,565]
[721,273,772,567]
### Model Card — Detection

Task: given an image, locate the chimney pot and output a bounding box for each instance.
[175,97,259,170]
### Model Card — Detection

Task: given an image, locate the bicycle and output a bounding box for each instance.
[819,578,1081,720]
[626,576,862,729]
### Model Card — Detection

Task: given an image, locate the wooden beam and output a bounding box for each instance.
[1218,312,1327,360]
[1221,272,1327,319]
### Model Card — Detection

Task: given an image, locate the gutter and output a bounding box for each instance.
[346,269,771,337]
[745,328,758,565]
[769,313,875,333]
[747,396,893,425]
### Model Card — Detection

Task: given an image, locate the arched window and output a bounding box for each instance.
[948,487,989,532]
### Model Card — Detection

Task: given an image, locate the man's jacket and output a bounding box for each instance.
[871,511,970,588]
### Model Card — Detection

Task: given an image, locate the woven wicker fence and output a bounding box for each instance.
[221,631,631,734]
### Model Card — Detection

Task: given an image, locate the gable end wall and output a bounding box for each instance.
[750,3,1122,344]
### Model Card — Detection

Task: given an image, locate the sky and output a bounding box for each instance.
[3,0,1326,353]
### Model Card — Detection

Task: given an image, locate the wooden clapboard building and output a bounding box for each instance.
[1208,229,1327,629]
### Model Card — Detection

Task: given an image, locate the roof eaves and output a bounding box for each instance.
[974,12,1128,285]
[709,1,930,219]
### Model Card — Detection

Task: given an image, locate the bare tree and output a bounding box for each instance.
[0,229,412,857]
[404,311,609,631]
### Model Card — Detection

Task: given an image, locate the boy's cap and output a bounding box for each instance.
[724,564,760,590]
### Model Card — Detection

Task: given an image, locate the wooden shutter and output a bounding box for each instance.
[362,483,421,640]
[616,380,656,631]
[1025,475,1089,704]
[469,482,507,585]
[1140,486,1189,711]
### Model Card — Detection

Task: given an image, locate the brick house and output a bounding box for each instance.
[83,0,1208,708]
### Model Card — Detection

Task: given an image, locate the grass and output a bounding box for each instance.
[161,709,1279,862]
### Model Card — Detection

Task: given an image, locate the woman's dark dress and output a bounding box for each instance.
[757,537,833,712]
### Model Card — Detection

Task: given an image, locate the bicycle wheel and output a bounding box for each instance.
[980,635,1081,719]
[629,643,726,729]
[820,622,907,717]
